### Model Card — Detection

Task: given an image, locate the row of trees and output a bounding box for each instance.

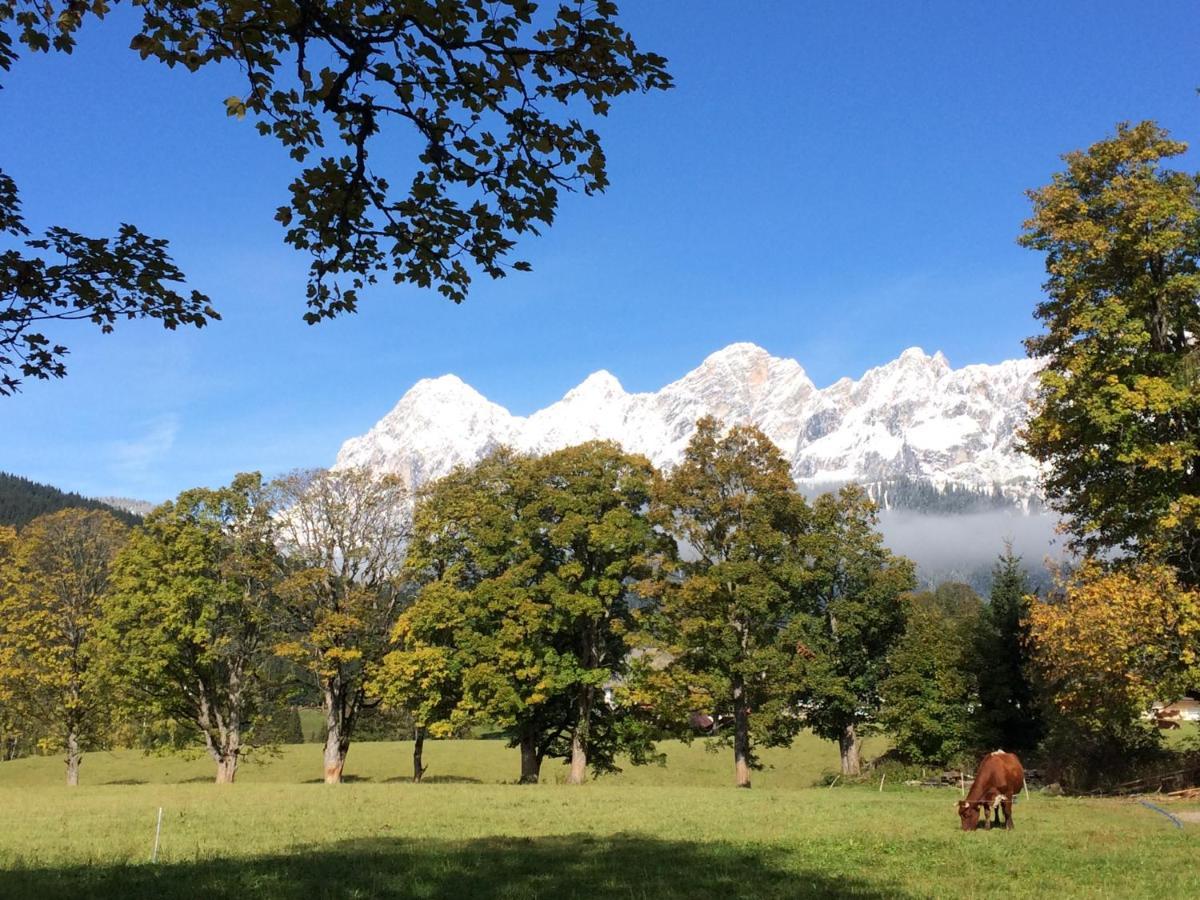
[0,469,410,784]
[377,421,919,787]
[12,386,1187,789]
[0,418,938,788]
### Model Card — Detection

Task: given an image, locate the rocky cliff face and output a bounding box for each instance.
[334,343,1043,503]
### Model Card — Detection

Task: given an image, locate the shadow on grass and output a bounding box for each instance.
[0,833,901,899]
[382,774,484,784]
[300,774,372,784]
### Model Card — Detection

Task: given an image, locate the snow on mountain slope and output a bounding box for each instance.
[335,374,522,488]
[334,344,1044,501]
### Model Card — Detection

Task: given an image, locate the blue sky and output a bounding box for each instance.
[2,1,1199,502]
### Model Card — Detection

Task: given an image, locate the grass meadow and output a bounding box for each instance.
[0,736,1196,898]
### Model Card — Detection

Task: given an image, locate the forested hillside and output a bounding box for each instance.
[0,473,141,528]
[802,476,1040,514]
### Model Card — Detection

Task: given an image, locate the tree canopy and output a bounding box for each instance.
[0,1,670,392]
[0,472,140,528]
[386,442,667,784]
[102,473,280,783]
[652,417,811,788]
[975,545,1042,754]
[878,583,982,766]
[1028,559,1200,785]
[1020,120,1200,585]
[271,466,410,783]
[0,508,128,784]
[792,486,915,775]
[0,170,217,395]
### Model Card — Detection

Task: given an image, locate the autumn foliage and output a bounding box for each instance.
[1027,561,1200,782]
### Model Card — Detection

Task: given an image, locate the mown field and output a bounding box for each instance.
[0,737,1196,899]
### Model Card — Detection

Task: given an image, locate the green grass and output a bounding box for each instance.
[0,739,1196,898]
[0,733,884,789]
[1163,721,1198,749]
[297,707,326,743]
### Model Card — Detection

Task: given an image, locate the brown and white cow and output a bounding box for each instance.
[957,750,1024,831]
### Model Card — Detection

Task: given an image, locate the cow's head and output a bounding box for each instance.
[957,799,981,831]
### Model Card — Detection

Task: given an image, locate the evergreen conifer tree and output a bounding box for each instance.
[976,544,1043,754]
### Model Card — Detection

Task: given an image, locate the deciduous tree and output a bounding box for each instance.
[0,509,127,784]
[879,583,982,766]
[102,474,280,783]
[1029,560,1200,735]
[0,524,33,760]
[1021,121,1200,585]
[526,441,669,783]
[388,449,547,782]
[370,641,461,783]
[653,417,810,789]
[388,443,666,784]
[794,486,915,776]
[271,467,410,784]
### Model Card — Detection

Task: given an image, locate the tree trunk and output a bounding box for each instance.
[323,688,352,783]
[732,678,752,789]
[566,688,593,785]
[324,727,349,784]
[839,723,862,776]
[518,728,542,784]
[413,725,427,783]
[194,673,244,785]
[215,752,239,784]
[205,728,241,783]
[65,729,81,787]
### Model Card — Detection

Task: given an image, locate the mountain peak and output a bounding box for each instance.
[335,345,1042,498]
[408,373,476,395]
[896,346,950,369]
[567,369,626,399]
[702,342,773,365]
[390,374,499,414]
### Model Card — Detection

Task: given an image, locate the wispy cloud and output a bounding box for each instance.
[109,416,181,478]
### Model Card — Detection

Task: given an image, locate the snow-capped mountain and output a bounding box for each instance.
[335,343,1044,504]
[94,496,156,517]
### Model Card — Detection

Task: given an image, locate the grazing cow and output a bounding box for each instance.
[1154,708,1182,730]
[957,750,1024,832]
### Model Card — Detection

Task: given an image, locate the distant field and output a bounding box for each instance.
[1,738,1196,899]
[0,733,885,790]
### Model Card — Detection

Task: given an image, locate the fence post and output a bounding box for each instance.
[151,807,164,863]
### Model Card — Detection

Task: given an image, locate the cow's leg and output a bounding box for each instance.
[983,802,993,830]
[1002,797,1013,830]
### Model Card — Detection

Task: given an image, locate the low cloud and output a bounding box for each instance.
[878,508,1068,591]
